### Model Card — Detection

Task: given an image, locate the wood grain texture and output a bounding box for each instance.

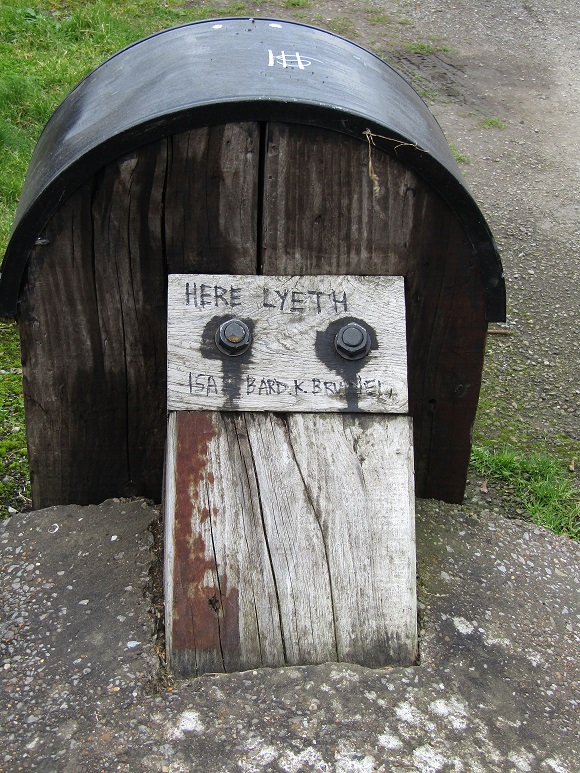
[18,120,487,507]
[262,123,487,502]
[164,124,259,274]
[165,410,417,676]
[167,274,408,413]
[18,124,259,507]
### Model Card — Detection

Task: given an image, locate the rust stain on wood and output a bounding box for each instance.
[171,412,240,664]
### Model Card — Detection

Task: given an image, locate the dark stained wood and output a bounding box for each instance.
[262,123,487,502]
[164,124,259,274]
[18,120,487,507]
[91,142,168,499]
[18,179,118,506]
[165,410,417,677]
[18,124,260,507]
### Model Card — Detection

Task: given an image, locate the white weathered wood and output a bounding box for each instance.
[165,410,417,676]
[167,274,408,413]
[284,413,417,665]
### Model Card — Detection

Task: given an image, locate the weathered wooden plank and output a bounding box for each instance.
[91,143,169,497]
[285,412,417,666]
[167,274,408,413]
[261,122,487,502]
[172,409,299,674]
[18,124,260,508]
[165,410,417,676]
[164,124,259,274]
[19,142,169,505]
[18,178,117,506]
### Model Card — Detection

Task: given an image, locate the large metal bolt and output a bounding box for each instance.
[215,319,251,356]
[335,322,371,361]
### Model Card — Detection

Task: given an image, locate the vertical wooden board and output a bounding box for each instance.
[164,411,226,676]
[19,139,170,505]
[241,413,339,665]
[262,122,487,502]
[164,123,260,274]
[165,410,337,676]
[165,410,417,675]
[18,123,260,508]
[18,180,120,507]
[166,409,296,674]
[262,122,419,274]
[91,140,169,498]
[285,413,417,666]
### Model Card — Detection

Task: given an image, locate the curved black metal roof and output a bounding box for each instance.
[0,17,505,319]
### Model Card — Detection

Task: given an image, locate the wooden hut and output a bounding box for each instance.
[0,18,505,509]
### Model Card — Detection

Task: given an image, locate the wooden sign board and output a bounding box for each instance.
[167,274,408,413]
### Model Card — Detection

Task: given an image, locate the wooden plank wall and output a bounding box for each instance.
[18,122,486,508]
[19,124,259,506]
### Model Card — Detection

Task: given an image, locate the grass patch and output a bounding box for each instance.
[472,446,579,539]
[478,116,506,129]
[366,10,391,25]
[416,86,439,101]
[406,41,434,55]
[0,320,28,515]
[406,40,450,56]
[0,0,248,250]
[449,143,471,164]
[319,16,359,38]
[283,0,311,7]
[474,334,580,464]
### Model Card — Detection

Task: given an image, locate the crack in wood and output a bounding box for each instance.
[239,414,288,664]
[256,122,267,276]
[282,414,340,661]
[229,415,266,667]
[206,486,226,672]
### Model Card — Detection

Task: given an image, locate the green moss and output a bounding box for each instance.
[324,16,359,37]
[478,116,506,129]
[366,11,391,25]
[471,446,579,539]
[0,321,28,515]
[406,41,434,55]
[449,143,471,164]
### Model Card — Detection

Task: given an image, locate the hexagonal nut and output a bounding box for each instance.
[215,319,251,356]
[335,322,371,361]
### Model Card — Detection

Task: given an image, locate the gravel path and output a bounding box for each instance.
[405,0,580,451]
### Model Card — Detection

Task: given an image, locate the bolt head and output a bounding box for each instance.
[216,319,251,356]
[335,323,371,361]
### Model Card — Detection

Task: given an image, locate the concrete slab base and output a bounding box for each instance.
[1,491,578,772]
